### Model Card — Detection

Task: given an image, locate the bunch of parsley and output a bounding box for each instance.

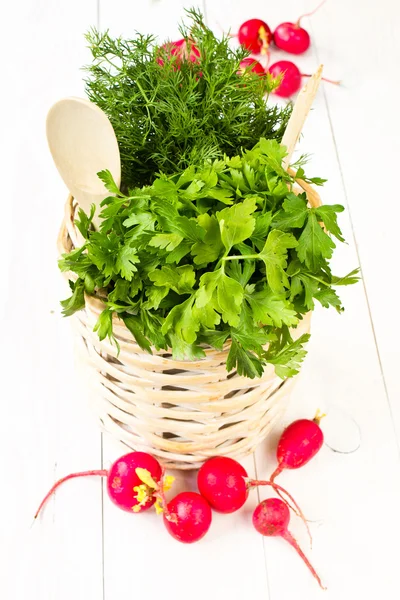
[84,9,291,189]
[59,139,358,379]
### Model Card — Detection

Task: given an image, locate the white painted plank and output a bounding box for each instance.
[206,1,400,598]
[308,0,400,438]
[0,2,103,599]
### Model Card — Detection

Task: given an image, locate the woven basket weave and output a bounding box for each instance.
[58,177,321,469]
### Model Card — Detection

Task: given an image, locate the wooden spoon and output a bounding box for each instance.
[281,64,323,170]
[46,97,121,229]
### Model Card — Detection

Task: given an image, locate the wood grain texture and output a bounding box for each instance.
[1,1,400,599]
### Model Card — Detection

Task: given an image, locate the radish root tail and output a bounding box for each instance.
[296,0,327,27]
[34,469,108,520]
[283,530,326,590]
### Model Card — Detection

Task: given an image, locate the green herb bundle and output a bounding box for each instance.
[59,139,358,379]
[59,11,357,378]
[84,9,291,189]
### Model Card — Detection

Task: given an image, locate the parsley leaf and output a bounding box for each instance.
[265,333,310,378]
[314,287,343,311]
[259,139,288,177]
[227,260,255,287]
[196,268,244,327]
[115,246,140,281]
[245,286,298,328]
[295,167,326,186]
[272,193,308,230]
[122,315,152,353]
[191,214,223,265]
[198,329,230,350]
[61,279,85,316]
[143,286,169,310]
[290,272,319,310]
[165,241,192,264]
[251,212,272,251]
[226,338,264,378]
[93,308,120,353]
[332,268,360,286]
[149,233,183,252]
[161,296,200,344]
[258,230,298,294]
[75,205,96,239]
[227,307,272,378]
[297,212,336,271]
[217,197,257,251]
[149,265,195,294]
[153,200,205,242]
[97,169,124,196]
[315,205,345,242]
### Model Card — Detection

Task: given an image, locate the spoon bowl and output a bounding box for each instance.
[46,97,121,228]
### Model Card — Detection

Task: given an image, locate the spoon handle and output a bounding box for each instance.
[281,64,323,170]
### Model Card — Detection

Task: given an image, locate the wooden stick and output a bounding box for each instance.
[281,65,323,170]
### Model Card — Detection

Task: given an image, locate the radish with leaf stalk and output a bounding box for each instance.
[237,19,272,54]
[268,60,340,97]
[197,456,311,543]
[163,492,212,544]
[273,0,327,55]
[253,498,326,589]
[270,414,325,482]
[34,451,173,518]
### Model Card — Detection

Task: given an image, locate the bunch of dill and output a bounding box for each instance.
[84,8,291,190]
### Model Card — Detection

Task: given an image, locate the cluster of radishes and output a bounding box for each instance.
[36,414,326,588]
[154,2,336,99]
[237,1,338,98]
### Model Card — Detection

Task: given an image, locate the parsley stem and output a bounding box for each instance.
[182,199,200,214]
[306,274,330,287]
[223,254,258,261]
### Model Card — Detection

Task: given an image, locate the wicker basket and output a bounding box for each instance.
[57,176,321,469]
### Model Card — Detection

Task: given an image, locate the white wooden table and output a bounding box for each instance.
[1,1,399,598]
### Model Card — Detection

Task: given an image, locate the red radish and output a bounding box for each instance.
[157,38,200,67]
[197,456,311,544]
[274,0,327,55]
[268,61,340,97]
[34,451,164,518]
[238,57,265,77]
[198,456,248,513]
[163,491,212,544]
[238,19,272,55]
[253,498,325,589]
[269,61,302,97]
[273,22,310,55]
[198,456,306,517]
[106,452,163,512]
[271,415,325,481]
